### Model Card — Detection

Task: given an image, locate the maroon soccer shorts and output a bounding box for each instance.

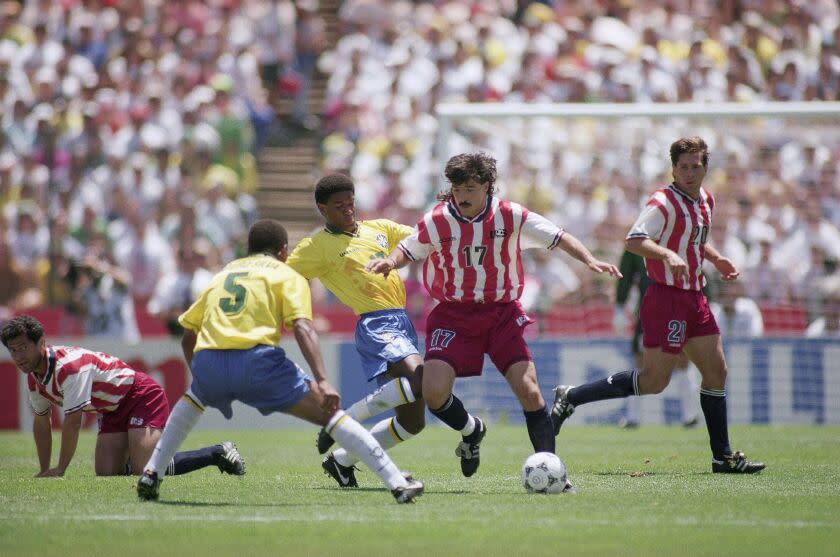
[98,371,170,434]
[640,282,720,354]
[424,300,534,377]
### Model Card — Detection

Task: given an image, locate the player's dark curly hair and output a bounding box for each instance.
[437,152,497,202]
[0,315,45,347]
[314,173,355,205]
[670,136,710,167]
[247,219,288,255]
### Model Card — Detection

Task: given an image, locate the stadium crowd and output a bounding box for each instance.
[2,0,840,339]
[317,0,840,335]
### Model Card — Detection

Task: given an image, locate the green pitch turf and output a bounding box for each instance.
[1,425,838,557]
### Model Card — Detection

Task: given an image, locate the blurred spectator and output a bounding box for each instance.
[742,239,794,305]
[147,241,213,335]
[710,279,765,337]
[806,275,840,337]
[68,253,139,343]
[291,0,326,130]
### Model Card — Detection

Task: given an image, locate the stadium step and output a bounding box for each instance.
[256,0,341,247]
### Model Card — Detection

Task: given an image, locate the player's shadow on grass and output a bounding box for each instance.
[313,487,472,495]
[593,471,710,477]
[156,501,302,508]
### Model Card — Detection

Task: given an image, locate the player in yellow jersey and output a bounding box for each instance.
[137,219,424,503]
[287,174,425,487]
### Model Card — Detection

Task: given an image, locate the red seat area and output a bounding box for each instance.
[15,307,84,336]
[759,304,807,335]
[312,303,357,334]
[540,302,613,335]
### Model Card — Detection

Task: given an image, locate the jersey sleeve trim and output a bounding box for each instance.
[64,400,90,414]
[398,243,416,261]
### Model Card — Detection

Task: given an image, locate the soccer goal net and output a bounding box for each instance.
[436,101,840,425]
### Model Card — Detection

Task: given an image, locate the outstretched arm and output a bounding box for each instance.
[181,328,198,369]
[38,410,83,477]
[366,248,409,278]
[626,237,688,282]
[33,412,52,476]
[293,317,340,414]
[703,244,739,281]
[557,233,622,277]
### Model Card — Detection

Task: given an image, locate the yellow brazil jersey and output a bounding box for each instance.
[286,219,413,315]
[178,254,312,352]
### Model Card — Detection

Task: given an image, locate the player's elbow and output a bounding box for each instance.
[625,237,644,253]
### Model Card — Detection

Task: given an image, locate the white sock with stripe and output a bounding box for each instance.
[345,377,415,422]
[333,417,415,467]
[144,393,204,477]
[327,410,407,490]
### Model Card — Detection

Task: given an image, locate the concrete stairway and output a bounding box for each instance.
[255,0,341,247]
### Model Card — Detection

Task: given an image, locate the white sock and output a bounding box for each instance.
[625,396,641,424]
[675,364,700,422]
[326,410,407,490]
[333,417,416,467]
[345,377,416,422]
[459,415,476,437]
[144,393,204,477]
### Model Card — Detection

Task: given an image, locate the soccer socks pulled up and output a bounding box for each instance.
[524,405,555,453]
[166,446,219,476]
[345,377,416,422]
[430,393,474,432]
[333,417,416,468]
[700,388,732,460]
[145,394,204,477]
[326,410,406,491]
[566,369,638,407]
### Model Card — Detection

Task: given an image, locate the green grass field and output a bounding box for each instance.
[1,424,838,557]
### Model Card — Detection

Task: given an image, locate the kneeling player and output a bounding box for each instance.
[1,315,245,478]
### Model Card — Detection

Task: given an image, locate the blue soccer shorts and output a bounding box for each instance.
[189,345,310,419]
[355,309,420,384]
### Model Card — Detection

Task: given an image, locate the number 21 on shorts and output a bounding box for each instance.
[667,320,686,347]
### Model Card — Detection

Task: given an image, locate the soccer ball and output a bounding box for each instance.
[521,452,567,494]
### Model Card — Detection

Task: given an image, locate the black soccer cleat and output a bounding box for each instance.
[322,453,359,488]
[712,451,766,474]
[216,441,246,475]
[455,417,487,478]
[137,470,161,501]
[316,427,335,455]
[551,385,576,435]
[392,478,425,504]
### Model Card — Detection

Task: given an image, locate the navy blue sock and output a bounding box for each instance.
[524,405,555,453]
[167,446,221,476]
[700,388,731,460]
[567,370,638,407]
[430,394,470,431]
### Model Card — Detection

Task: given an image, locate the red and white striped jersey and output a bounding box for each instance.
[627,183,714,291]
[399,196,564,303]
[27,346,136,415]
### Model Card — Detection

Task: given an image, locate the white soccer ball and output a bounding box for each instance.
[521,452,567,494]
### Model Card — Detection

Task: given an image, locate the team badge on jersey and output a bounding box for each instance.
[376,233,388,249]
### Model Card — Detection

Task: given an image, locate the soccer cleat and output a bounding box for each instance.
[562,478,576,493]
[551,385,576,435]
[712,451,766,474]
[392,478,424,504]
[682,416,699,429]
[216,441,246,475]
[316,427,335,454]
[322,454,359,488]
[455,417,487,477]
[137,470,161,501]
